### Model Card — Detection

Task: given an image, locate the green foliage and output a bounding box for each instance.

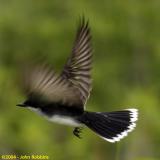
[0,1,160,159]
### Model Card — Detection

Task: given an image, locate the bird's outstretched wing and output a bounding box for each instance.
[21,18,92,108]
[62,18,92,106]
[22,64,82,107]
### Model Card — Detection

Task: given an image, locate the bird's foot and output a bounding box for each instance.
[73,127,83,139]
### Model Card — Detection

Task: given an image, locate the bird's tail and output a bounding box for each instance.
[80,109,138,143]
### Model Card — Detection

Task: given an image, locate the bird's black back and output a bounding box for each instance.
[40,102,84,117]
[25,95,84,117]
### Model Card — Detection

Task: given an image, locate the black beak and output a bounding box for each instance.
[16,104,26,107]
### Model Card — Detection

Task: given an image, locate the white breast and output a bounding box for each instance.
[49,115,82,127]
[28,107,82,127]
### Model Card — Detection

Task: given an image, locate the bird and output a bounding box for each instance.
[17,17,138,143]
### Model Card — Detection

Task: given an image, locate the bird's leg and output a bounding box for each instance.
[73,127,83,139]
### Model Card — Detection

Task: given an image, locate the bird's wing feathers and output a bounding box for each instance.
[62,18,92,105]
[22,18,92,108]
[23,64,82,106]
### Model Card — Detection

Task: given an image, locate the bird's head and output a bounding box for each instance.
[17,98,39,109]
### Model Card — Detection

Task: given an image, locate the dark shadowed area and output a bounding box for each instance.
[0,1,160,160]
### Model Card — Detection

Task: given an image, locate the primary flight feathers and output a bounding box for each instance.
[62,18,92,105]
[22,18,92,107]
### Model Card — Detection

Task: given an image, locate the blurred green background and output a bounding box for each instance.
[0,1,160,160]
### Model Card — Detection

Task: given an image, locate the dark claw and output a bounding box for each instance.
[73,127,83,139]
